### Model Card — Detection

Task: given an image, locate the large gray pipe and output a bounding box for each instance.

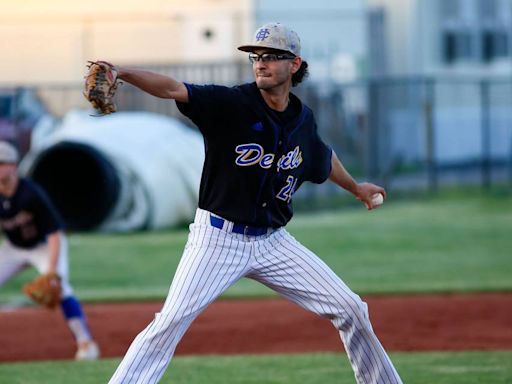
[19,110,204,232]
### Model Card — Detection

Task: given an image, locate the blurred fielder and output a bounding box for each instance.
[103,23,402,384]
[0,141,99,360]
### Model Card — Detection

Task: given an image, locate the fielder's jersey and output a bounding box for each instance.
[0,179,64,248]
[176,82,332,228]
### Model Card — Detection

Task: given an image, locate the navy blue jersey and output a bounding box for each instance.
[176,82,332,228]
[0,179,64,248]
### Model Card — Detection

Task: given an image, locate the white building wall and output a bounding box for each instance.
[368,0,415,76]
[0,0,252,85]
[255,0,368,83]
[369,0,512,77]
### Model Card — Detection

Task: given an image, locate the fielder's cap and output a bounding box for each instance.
[238,22,301,57]
[0,141,19,164]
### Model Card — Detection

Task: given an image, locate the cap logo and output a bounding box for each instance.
[255,28,270,41]
[237,23,301,57]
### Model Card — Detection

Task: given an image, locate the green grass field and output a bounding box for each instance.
[0,351,511,384]
[1,192,511,383]
[2,192,511,303]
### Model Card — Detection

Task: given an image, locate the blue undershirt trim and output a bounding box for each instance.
[183,83,193,97]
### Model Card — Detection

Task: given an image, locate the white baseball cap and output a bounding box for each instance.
[238,22,301,57]
[0,141,19,164]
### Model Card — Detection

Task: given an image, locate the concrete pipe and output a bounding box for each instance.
[19,110,204,232]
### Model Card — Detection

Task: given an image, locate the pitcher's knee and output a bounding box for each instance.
[331,296,372,332]
[141,310,188,347]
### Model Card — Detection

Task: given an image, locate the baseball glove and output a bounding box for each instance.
[22,272,62,309]
[83,60,121,115]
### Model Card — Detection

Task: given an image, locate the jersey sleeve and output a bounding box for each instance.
[308,129,333,184]
[175,83,238,137]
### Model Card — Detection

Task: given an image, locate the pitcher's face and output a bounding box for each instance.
[250,50,301,90]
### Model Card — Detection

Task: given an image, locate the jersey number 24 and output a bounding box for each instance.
[276,176,298,203]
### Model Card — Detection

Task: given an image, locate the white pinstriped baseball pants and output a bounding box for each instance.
[109,208,402,384]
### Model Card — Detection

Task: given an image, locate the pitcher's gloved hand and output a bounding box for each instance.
[83,60,121,115]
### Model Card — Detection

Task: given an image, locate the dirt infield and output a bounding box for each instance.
[0,293,511,362]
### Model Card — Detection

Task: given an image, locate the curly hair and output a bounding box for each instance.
[292,60,309,87]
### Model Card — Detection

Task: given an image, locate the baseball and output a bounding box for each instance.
[371,193,384,207]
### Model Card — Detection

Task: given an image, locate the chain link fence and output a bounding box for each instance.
[2,66,512,204]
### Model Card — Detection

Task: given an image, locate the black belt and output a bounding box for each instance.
[209,215,269,236]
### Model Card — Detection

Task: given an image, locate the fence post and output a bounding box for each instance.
[480,80,491,190]
[424,77,437,193]
[367,79,380,180]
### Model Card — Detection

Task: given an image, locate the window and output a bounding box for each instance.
[442,30,474,63]
[482,30,510,61]
[440,0,512,64]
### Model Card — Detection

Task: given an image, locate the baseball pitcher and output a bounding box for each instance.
[102,23,402,384]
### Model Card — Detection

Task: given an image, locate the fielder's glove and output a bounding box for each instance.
[83,60,121,115]
[22,272,62,309]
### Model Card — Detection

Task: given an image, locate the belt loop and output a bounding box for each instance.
[209,214,225,230]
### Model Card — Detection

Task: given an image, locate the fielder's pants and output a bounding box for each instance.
[0,235,74,297]
[109,208,403,384]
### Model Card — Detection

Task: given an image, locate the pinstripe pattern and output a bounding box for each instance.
[250,230,402,383]
[109,209,402,384]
